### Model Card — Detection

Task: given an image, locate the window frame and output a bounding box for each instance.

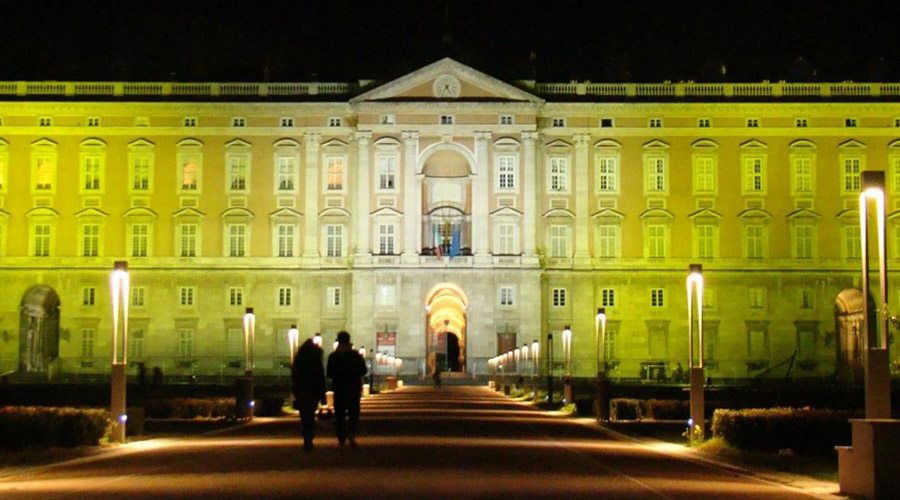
[548,156,570,193]
[324,154,346,193]
[495,153,518,191]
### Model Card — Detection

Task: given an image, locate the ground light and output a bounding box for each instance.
[235,307,255,419]
[288,324,299,364]
[595,307,609,421]
[562,326,572,404]
[686,263,705,439]
[109,260,129,443]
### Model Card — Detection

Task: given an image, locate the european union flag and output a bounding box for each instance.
[449,225,461,258]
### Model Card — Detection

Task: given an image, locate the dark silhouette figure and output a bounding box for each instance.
[432,367,442,388]
[326,331,367,448]
[291,339,326,452]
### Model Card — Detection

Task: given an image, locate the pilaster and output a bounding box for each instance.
[401,131,420,264]
[302,133,321,267]
[522,132,540,267]
[473,131,492,266]
[354,131,372,266]
[573,133,592,269]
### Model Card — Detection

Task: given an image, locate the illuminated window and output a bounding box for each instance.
[693,156,715,193]
[280,117,294,127]
[82,156,102,191]
[377,154,397,190]
[601,288,615,307]
[743,157,765,193]
[129,329,145,359]
[132,287,146,307]
[178,329,193,357]
[597,224,618,258]
[649,118,663,128]
[842,157,862,192]
[82,286,96,306]
[792,157,813,194]
[377,223,396,255]
[551,288,567,307]
[549,157,568,192]
[495,223,517,255]
[130,223,149,257]
[276,224,295,257]
[81,224,100,257]
[227,154,249,192]
[793,224,814,259]
[81,329,95,358]
[325,224,343,257]
[499,115,514,125]
[745,225,765,259]
[597,156,617,192]
[549,225,569,258]
[646,157,666,192]
[552,117,566,127]
[696,224,715,259]
[497,154,517,190]
[327,287,342,307]
[179,224,198,257]
[749,287,766,309]
[499,286,515,306]
[843,225,861,260]
[647,224,667,259]
[227,224,247,257]
[229,287,244,306]
[178,286,195,307]
[181,156,199,190]
[35,155,54,190]
[650,288,665,308]
[232,117,246,127]
[278,287,293,307]
[276,154,297,191]
[328,117,342,127]
[87,117,100,127]
[326,156,344,191]
[33,224,51,256]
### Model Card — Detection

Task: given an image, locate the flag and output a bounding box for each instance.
[434,224,442,260]
[449,225,461,258]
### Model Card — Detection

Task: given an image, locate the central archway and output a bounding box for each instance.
[835,288,866,384]
[19,285,61,373]
[425,283,468,374]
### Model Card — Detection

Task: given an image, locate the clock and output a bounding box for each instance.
[432,74,461,98]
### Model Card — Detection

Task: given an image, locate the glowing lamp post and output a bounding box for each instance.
[235,307,256,419]
[686,264,705,438]
[109,261,129,443]
[546,332,554,403]
[595,307,610,421]
[288,324,299,364]
[562,325,573,404]
[312,332,323,347]
[532,340,540,398]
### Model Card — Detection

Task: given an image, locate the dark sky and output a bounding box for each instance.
[2,0,899,83]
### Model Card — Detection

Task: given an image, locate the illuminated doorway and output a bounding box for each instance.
[19,285,61,373]
[835,288,866,384]
[425,283,468,374]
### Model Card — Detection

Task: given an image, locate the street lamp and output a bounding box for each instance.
[312,332,322,347]
[687,264,705,438]
[236,307,255,419]
[532,339,540,398]
[562,325,573,405]
[546,332,554,404]
[595,307,610,421]
[109,260,129,442]
[288,324,299,364]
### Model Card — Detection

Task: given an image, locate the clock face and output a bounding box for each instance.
[432,74,461,98]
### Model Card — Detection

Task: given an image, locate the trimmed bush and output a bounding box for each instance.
[646,399,690,420]
[254,397,287,417]
[712,407,857,455]
[0,406,111,449]
[145,398,236,419]
[610,398,646,421]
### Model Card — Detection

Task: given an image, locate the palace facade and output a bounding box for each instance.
[0,58,896,383]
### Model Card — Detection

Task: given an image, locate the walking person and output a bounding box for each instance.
[326,331,368,448]
[291,338,326,452]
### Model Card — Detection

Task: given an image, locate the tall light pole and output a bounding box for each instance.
[687,264,705,438]
[562,325,573,404]
[859,171,892,419]
[109,260,129,442]
[531,339,539,398]
[288,324,299,364]
[236,307,255,419]
[595,307,609,421]
[546,332,554,404]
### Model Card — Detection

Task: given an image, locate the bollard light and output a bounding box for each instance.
[243,307,256,373]
[562,326,572,376]
[595,308,607,374]
[109,260,130,443]
[288,324,299,363]
[686,263,705,438]
[312,332,322,347]
[359,346,366,357]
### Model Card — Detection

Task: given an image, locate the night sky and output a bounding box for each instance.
[2,0,899,83]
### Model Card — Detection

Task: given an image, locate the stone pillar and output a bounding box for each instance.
[573,133,591,269]
[522,132,539,267]
[354,132,372,265]
[303,133,321,267]
[401,131,419,264]
[473,132,492,266]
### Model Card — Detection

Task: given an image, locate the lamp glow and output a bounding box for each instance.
[109,260,130,443]
[312,332,323,347]
[243,307,255,373]
[562,326,572,375]
[288,324,299,363]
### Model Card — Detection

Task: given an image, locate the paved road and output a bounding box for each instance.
[0,386,830,499]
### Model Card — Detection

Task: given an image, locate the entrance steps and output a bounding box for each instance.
[399,372,485,386]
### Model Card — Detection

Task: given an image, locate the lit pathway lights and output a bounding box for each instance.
[546,332,554,403]
[595,307,610,421]
[562,326,573,404]
[235,307,255,419]
[288,324,299,364]
[686,264,705,439]
[838,171,900,500]
[521,343,529,394]
[531,340,540,398]
[109,261,129,443]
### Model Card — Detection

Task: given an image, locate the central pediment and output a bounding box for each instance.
[351,57,542,104]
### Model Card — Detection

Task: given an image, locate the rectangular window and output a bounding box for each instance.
[801,289,814,309]
[600,118,614,127]
[746,225,764,259]
[694,156,715,193]
[549,225,569,258]
[648,224,666,259]
[797,329,816,359]
[893,157,900,195]
[597,156,617,192]
[377,155,397,190]
[227,328,243,357]
[795,118,809,127]
[328,117,343,127]
[845,118,858,127]
[129,329,144,359]
[132,287,146,307]
[232,117,246,127]
[606,328,618,359]
[647,157,666,192]
[82,224,100,257]
[229,286,244,306]
[551,288,567,307]
[744,157,764,192]
[792,157,813,194]
[549,157,568,192]
[378,224,396,255]
[82,156,102,190]
[794,225,813,259]
[698,118,711,128]
[132,155,151,191]
[497,155,517,190]
[227,155,248,191]
[601,288,615,308]
[178,329,193,357]
[39,117,52,127]
[326,156,344,191]
[131,223,149,257]
[277,155,296,191]
[440,115,454,125]
[179,224,197,257]
[35,155,54,190]
[376,285,396,307]
[748,329,767,359]
[844,225,861,259]
[843,158,861,192]
[496,223,516,255]
[749,287,766,309]
[277,224,294,257]
[552,117,566,127]
[746,118,759,127]
[179,286,195,307]
[180,155,199,191]
[280,117,294,127]
[34,224,51,257]
[495,286,514,307]
[183,117,197,127]
[327,287,342,307]
[649,118,663,128]
[81,329,95,358]
[278,287,293,307]
[650,288,665,308]
[597,224,618,258]
[82,286,96,306]
[325,224,343,257]
[87,117,100,127]
[499,115,514,125]
[228,224,247,257]
[380,114,395,125]
[696,224,715,259]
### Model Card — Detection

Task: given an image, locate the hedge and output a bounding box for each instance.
[712,407,857,455]
[145,398,235,419]
[610,399,689,421]
[0,406,111,449]
[611,398,646,420]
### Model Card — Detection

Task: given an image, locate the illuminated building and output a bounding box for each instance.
[0,58,895,383]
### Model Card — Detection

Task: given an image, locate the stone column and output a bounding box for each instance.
[473,132,492,266]
[401,131,420,264]
[354,131,372,265]
[573,133,592,269]
[522,132,539,267]
[302,133,321,267]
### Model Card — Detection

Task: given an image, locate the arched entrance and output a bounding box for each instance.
[425,283,468,374]
[19,285,61,373]
[835,288,866,384]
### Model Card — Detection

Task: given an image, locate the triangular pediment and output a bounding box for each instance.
[370,206,403,218]
[787,208,821,220]
[351,58,542,104]
[172,207,206,219]
[490,206,523,218]
[689,208,723,220]
[269,207,303,219]
[74,207,109,218]
[591,208,625,220]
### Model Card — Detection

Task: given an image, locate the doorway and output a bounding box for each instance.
[835,288,865,384]
[425,283,468,374]
[19,285,61,373]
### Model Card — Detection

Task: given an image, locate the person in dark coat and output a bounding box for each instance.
[292,338,326,452]
[326,331,368,447]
